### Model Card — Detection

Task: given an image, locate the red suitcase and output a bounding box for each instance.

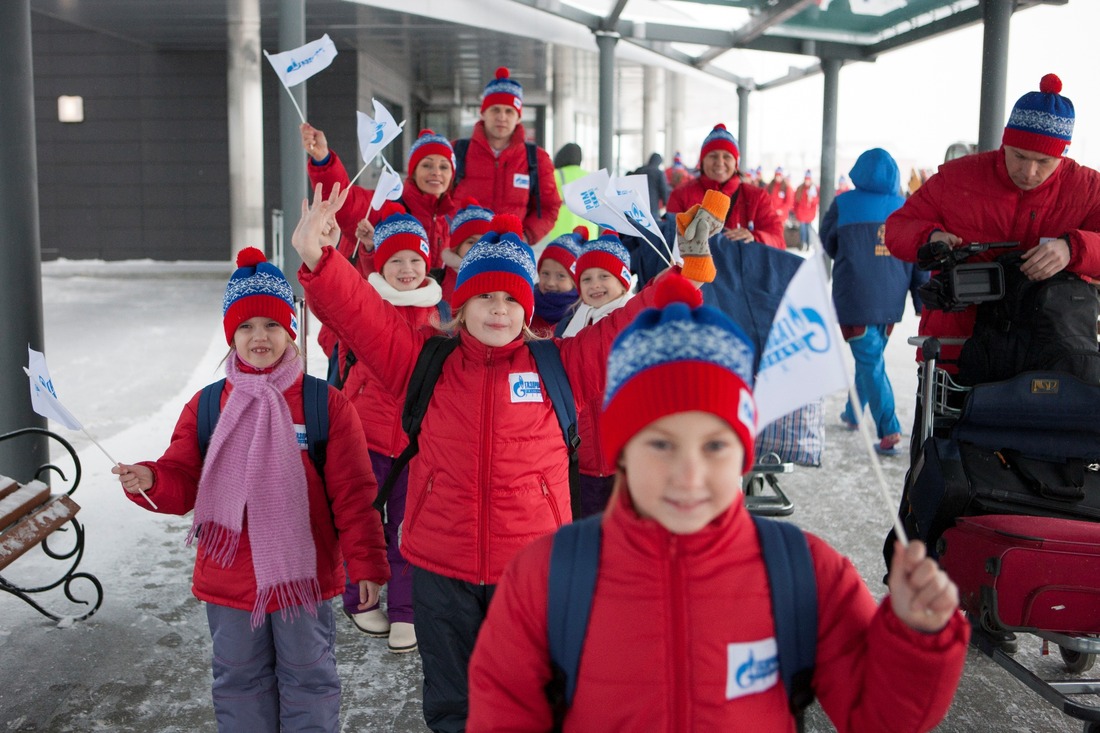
[938,514,1100,634]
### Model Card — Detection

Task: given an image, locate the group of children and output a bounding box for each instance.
[112,118,970,732]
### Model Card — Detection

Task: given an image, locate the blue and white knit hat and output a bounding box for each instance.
[601,275,756,469]
[1003,73,1074,157]
[452,214,537,324]
[450,198,495,249]
[223,247,297,344]
[373,202,431,269]
[538,226,586,277]
[408,128,456,173]
[481,66,524,116]
[700,123,739,162]
[577,231,632,291]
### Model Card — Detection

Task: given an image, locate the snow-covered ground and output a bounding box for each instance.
[0,259,1093,731]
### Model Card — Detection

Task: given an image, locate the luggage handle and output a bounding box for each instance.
[1000,450,1086,502]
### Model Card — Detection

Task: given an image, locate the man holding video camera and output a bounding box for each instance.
[886,73,1100,366]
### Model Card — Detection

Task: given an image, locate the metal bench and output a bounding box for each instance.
[0,428,102,622]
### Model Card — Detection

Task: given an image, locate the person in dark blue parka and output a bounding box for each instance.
[821,148,927,456]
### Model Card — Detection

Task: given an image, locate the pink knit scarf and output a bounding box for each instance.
[187,351,321,628]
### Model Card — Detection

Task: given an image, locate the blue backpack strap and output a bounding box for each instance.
[453,138,470,185]
[525,141,541,219]
[527,339,581,517]
[752,515,818,726]
[301,374,329,478]
[547,514,603,709]
[196,379,226,460]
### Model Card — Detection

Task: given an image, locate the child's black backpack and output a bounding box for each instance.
[957,253,1100,386]
[197,374,329,477]
[547,513,818,732]
[373,336,580,516]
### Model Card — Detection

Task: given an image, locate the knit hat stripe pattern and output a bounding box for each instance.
[605,316,753,405]
[482,67,524,114]
[373,214,431,268]
[578,236,632,290]
[408,129,457,172]
[452,233,537,323]
[1002,73,1074,157]
[539,235,582,275]
[700,124,739,161]
[449,203,495,248]
[222,248,298,344]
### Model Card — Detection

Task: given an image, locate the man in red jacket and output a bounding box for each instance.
[886,73,1100,366]
[452,67,561,244]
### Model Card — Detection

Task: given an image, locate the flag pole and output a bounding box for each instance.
[81,428,158,510]
[348,162,369,187]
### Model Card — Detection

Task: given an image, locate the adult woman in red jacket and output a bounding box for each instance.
[291,182,722,733]
[466,277,968,733]
[666,124,786,249]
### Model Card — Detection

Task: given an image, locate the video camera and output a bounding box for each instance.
[916,240,1018,312]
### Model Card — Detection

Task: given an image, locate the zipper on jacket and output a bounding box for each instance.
[478,349,495,584]
[407,474,433,534]
[540,476,562,528]
[668,537,689,730]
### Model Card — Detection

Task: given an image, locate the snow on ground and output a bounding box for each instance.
[0,259,1092,731]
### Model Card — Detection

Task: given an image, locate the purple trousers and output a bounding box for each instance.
[206,601,339,732]
[342,451,414,623]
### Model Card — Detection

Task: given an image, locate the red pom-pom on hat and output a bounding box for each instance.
[1040,73,1062,94]
[490,213,524,239]
[495,66,510,79]
[713,123,727,131]
[236,246,266,268]
[377,200,406,220]
[654,272,704,309]
[572,225,589,240]
[461,196,483,208]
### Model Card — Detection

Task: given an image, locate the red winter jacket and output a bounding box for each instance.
[299,247,659,585]
[792,183,819,224]
[452,121,561,244]
[767,179,794,221]
[667,175,786,249]
[307,149,455,270]
[125,372,389,612]
[343,298,444,456]
[886,148,1100,363]
[468,489,969,732]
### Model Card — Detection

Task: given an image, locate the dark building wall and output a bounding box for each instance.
[32,12,357,261]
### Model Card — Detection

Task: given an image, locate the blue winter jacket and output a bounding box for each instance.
[821,148,927,326]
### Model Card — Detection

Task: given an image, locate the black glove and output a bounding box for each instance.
[916,240,952,270]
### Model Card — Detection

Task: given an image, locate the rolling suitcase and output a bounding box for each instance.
[938,514,1100,634]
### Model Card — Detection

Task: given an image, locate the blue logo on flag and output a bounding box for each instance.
[371,122,385,143]
[759,305,830,371]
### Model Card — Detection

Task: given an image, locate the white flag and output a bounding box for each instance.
[562,170,644,238]
[23,346,82,431]
[263,34,338,89]
[606,175,666,245]
[369,155,405,211]
[753,251,849,431]
[357,100,404,168]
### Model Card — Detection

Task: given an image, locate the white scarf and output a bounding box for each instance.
[368,272,443,308]
[561,291,634,337]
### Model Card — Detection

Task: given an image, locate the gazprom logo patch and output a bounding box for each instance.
[513,173,530,190]
[293,424,308,449]
[290,314,299,335]
[759,305,830,372]
[738,388,755,432]
[509,372,544,403]
[419,240,431,259]
[726,638,779,700]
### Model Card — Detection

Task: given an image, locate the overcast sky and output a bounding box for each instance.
[702,2,1096,182]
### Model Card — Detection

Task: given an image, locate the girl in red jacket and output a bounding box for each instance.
[112,248,388,733]
[290,182,724,733]
[556,230,636,516]
[467,276,969,733]
[336,204,448,653]
[440,198,495,305]
[529,227,584,337]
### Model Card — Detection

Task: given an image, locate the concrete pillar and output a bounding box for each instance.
[595,31,619,171]
[665,70,684,163]
[977,0,1012,152]
[279,0,306,294]
[737,86,751,172]
[0,0,48,478]
[818,58,841,223]
[552,44,575,159]
[227,0,265,258]
[642,65,658,162]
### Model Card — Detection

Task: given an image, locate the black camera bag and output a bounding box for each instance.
[956,253,1100,386]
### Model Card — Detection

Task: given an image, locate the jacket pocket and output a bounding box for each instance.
[540,475,563,528]
[406,474,434,534]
